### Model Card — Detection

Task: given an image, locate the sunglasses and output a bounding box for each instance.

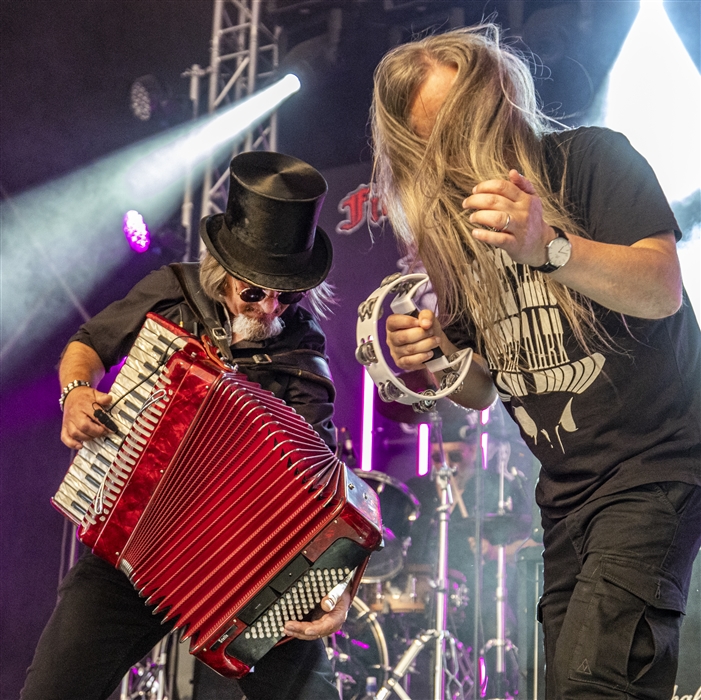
[432,449,470,466]
[237,286,306,305]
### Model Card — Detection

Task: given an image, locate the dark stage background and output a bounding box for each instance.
[2,2,700,698]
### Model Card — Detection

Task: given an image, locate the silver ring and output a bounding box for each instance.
[501,214,511,232]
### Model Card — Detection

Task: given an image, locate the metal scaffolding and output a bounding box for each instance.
[201,0,280,217]
[180,0,280,261]
[119,5,282,697]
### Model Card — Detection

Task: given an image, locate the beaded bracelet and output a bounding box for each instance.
[59,380,91,411]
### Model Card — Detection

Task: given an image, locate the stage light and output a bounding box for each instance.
[599,0,700,314]
[129,75,166,122]
[417,423,430,476]
[0,74,302,373]
[123,210,151,253]
[124,74,301,198]
[361,368,374,472]
[601,0,699,204]
[481,407,490,472]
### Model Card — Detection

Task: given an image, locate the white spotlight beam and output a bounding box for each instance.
[125,74,301,198]
[598,0,701,314]
[601,0,700,204]
[0,75,301,372]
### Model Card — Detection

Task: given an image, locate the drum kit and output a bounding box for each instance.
[325,410,531,700]
[332,273,533,700]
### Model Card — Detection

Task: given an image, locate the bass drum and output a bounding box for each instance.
[353,470,421,582]
[325,596,389,700]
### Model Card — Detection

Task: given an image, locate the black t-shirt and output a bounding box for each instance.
[68,264,337,449]
[445,127,701,519]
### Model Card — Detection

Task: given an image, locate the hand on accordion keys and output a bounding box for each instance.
[283,579,352,641]
[61,387,114,451]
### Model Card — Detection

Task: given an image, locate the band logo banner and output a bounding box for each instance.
[336,184,387,235]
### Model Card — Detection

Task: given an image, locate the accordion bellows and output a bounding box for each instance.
[52,313,382,677]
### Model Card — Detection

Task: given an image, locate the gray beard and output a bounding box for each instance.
[230,313,284,342]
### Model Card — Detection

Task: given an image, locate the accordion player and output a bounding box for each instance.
[22,151,382,700]
[52,311,383,678]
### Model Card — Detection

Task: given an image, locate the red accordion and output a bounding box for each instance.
[52,313,382,678]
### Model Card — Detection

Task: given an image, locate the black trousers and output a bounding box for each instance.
[539,482,701,700]
[21,554,338,700]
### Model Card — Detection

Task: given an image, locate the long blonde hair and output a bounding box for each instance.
[371,24,601,368]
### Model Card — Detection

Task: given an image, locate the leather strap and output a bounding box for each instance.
[170,263,334,395]
[169,262,234,363]
[234,350,336,399]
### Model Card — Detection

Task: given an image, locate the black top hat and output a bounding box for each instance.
[200,151,333,291]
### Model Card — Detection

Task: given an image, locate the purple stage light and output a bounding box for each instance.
[417,422,430,476]
[123,210,150,253]
[479,656,488,696]
[350,639,371,650]
[360,368,374,471]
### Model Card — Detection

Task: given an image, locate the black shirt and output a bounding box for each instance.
[67,264,337,449]
[445,127,701,518]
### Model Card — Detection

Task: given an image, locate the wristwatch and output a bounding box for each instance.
[59,379,91,411]
[531,227,571,273]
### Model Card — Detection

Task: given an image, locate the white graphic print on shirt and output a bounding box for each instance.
[487,249,605,453]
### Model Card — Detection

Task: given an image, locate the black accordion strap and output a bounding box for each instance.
[234,350,336,398]
[169,262,234,364]
[169,263,334,395]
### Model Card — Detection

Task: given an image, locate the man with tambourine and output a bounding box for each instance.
[367,24,701,700]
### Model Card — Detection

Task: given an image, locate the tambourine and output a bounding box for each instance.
[355,273,473,413]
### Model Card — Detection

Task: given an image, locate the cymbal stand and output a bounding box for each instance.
[119,634,175,700]
[482,440,513,700]
[377,412,471,700]
[471,415,486,700]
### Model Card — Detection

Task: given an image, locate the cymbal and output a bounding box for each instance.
[451,512,532,545]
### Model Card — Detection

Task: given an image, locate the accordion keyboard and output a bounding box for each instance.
[52,316,188,526]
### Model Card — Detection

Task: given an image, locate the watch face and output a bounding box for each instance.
[548,236,571,268]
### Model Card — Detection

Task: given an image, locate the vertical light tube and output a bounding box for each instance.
[417,422,430,476]
[481,406,490,470]
[361,369,374,472]
[481,432,490,474]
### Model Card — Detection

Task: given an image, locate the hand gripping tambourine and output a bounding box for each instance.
[355,273,473,413]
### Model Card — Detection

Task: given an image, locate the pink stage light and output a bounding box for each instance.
[481,407,490,470]
[360,369,374,472]
[123,210,150,253]
[481,406,490,425]
[479,655,488,696]
[417,422,430,476]
[481,431,490,470]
